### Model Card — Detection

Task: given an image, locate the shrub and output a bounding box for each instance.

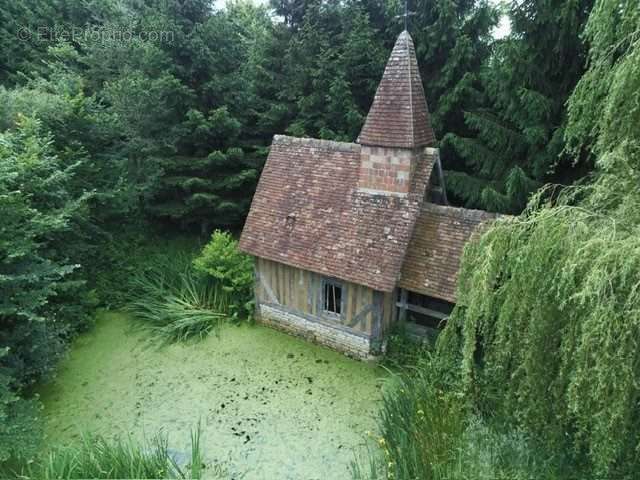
[380,324,434,370]
[193,230,254,322]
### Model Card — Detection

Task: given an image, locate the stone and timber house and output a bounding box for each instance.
[239,30,498,359]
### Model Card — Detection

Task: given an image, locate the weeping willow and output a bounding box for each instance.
[437,1,640,476]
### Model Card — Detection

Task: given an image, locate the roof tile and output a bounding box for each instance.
[399,203,500,302]
[239,135,434,292]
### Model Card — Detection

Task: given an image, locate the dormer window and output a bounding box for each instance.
[323,278,343,316]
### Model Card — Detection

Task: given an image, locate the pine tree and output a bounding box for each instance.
[280,1,386,141]
[444,0,595,213]
[410,0,499,138]
[149,106,257,232]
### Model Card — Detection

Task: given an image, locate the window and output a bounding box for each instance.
[323,279,343,316]
[398,290,454,330]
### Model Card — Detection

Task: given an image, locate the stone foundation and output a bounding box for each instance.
[257,304,377,360]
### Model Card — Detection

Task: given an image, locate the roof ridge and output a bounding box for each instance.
[406,32,415,148]
[422,202,503,220]
[273,135,360,153]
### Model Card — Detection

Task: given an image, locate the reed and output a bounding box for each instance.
[126,254,230,344]
[4,426,207,479]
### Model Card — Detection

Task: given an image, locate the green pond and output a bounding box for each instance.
[38,311,386,479]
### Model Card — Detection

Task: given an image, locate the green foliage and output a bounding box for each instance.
[352,354,562,480]
[410,0,499,139]
[437,3,640,476]
[379,324,433,370]
[374,361,465,479]
[444,0,595,213]
[0,0,119,85]
[439,184,640,476]
[281,1,385,141]
[193,230,255,322]
[566,0,640,158]
[121,233,251,345]
[0,349,42,463]
[4,426,207,479]
[0,116,91,459]
[126,254,227,345]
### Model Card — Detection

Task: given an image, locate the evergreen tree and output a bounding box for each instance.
[0,117,90,459]
[411,0,498,138]
[269,0,322,29]
[444,0,595,213]
[281,1,386,140]
[56,1,268,232]
[0,0,125,84]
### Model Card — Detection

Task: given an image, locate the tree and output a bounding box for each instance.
[280,1,386,140]
[438,1,640,475]
[444,0,595,213]
[0,117,90,459]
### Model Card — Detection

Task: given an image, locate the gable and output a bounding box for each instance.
[239,135,435,292]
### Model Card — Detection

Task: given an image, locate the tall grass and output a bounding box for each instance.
[126,254,229,344]
[4,425,207,479]
[351,354,565,480]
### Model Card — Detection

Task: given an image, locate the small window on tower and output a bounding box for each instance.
[323,279,343,316]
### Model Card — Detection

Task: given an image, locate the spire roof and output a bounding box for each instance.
[357,30,435,149]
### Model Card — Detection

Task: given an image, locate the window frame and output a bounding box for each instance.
[321,277,344,319]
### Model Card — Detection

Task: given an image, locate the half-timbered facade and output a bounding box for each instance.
[239,30,498,358]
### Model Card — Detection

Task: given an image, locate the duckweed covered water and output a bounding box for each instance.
[38,311,385,479]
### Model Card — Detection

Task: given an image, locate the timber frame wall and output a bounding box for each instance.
[254,257,396,358]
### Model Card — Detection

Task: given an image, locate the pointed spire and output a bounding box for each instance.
[357,30,435,149]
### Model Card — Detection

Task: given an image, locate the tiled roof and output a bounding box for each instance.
[357,30,435,149]
[239,136,435,292]
[399,203,500,302]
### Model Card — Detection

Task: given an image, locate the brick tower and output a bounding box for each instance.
[357,30,436,196]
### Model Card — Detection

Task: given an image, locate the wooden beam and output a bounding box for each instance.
[347,303,374,328]
[257,271,279,305]
[395,302,448,321]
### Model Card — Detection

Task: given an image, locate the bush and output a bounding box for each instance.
[380,324,434,370]
[193,230,254,322]
[0,116,91,461]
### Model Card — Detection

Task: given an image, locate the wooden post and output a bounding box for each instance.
[399,288,408,322]
[435,153,449,205]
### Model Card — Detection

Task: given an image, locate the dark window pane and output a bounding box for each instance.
[323,281,342,314]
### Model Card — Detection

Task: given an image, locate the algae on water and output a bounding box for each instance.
[38,311,385,479]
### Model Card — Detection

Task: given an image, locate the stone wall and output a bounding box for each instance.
[257,304,377,360]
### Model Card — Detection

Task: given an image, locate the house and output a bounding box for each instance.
[239,30,498,359]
